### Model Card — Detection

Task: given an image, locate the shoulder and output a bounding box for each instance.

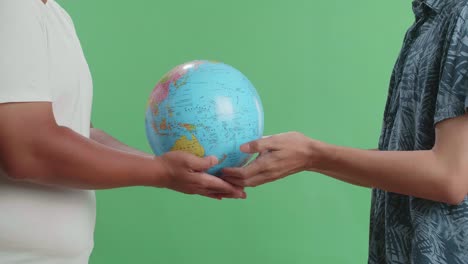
[0,0,44,17]
[0,0,45,27]
[0,0,48,50]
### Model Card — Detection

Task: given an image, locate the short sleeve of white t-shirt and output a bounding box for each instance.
[0,0,96,263]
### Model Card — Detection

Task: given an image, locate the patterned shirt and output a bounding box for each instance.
[369,0,468,263]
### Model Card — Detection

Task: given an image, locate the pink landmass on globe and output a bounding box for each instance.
[149,60,205,105]
[152,72,182,103]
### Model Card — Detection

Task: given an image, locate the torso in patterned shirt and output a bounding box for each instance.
[369,0,468,263]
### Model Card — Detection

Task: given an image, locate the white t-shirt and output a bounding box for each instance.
[0,0,95,263]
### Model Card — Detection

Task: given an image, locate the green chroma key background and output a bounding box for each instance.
[58,0,413,263]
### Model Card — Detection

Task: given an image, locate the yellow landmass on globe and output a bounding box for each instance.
[170,134,205,157]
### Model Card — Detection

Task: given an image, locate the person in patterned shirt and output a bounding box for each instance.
[222,0,468,263]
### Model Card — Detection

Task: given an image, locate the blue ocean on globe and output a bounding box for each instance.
[145,60,264,176]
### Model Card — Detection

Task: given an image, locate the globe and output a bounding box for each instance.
[145,60,264,176]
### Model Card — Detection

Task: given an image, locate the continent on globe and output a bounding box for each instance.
[160,118,170,130]
[145,60,264,176]
[170,134,205,157]
[180,123,196,131]
[147,61,206,114]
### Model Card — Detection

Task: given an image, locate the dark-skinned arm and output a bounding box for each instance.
[0,102,244,199]
[90,123,151,157]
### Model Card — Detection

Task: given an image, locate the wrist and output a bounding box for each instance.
[305,139,337,172]
[139,156,170,188]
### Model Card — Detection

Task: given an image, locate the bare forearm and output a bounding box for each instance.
[314,145,455,203]
[314,148,376,188]
[90,128,150,157]
[315,169,371,188]
[10,126,166,189]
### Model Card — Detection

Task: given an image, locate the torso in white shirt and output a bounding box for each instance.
[0,0,96,263]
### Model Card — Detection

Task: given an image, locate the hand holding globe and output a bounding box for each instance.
[156,151,246,199]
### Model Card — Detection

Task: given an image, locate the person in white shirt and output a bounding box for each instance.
[0,0,245,263]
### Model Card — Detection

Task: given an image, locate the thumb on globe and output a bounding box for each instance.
[243,136,271,152]
[201,155,219,170]
[189,155,218,172]
[241,137,275,154]
[240,143,254,153]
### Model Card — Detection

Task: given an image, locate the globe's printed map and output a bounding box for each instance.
[145,61,263,175]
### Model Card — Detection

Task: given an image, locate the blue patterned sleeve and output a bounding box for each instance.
[434,6,468,124]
